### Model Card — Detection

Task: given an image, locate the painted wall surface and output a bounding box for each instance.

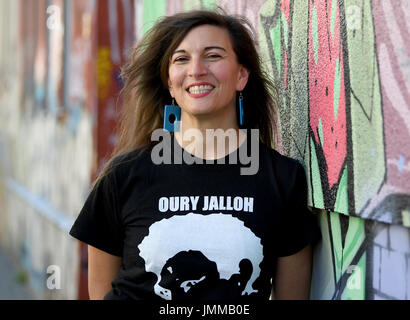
[0,0,134,299]
[255,0,410,299]
[0,0,96,299]
[0,0,408,300]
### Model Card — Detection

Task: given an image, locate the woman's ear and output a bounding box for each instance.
[168,79,174,97]
[236,66,250,91]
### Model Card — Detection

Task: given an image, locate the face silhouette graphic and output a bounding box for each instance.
[157,250,253,300]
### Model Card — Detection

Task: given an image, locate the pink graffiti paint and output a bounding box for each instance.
[218,0,266,39]
[281,0,290,24]
[308,0,347,189]
[282,0,290,89]
[166,0,184,15]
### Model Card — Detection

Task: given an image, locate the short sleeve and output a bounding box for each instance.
[275,161,321,257]
[69,170,124,257]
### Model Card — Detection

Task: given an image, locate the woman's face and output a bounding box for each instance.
[167,24,249,122]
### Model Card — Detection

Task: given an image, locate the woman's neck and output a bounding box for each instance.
[174,114,246,160]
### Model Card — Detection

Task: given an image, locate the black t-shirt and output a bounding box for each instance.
[69,132,321,301]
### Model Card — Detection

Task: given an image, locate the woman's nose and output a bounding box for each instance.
[188,57,208,77]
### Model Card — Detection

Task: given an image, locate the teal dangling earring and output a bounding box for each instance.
[163,98,181,132]
[239,92,244,126]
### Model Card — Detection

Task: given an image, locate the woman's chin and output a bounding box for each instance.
[182,107,216,118]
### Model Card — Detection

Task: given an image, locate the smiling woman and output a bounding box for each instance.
[69,8,321,301]
[167,25,249,123]
[113,9,278,155]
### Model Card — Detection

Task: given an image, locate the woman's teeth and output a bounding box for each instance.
[188,85,214,94]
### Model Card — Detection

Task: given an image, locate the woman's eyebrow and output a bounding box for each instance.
[172,46,227,56]
[172,49,186,56]
[204,46,226,52]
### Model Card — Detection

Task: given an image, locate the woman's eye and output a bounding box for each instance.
[207,54,221,59]
[174,56,188,62]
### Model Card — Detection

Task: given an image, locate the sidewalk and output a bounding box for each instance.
[0,246,35,300]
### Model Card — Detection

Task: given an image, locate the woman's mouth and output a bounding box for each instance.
[186,84,214,98]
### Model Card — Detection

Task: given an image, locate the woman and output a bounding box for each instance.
[69,9,321,301]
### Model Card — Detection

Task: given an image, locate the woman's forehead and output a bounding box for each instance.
[175,24,233,51]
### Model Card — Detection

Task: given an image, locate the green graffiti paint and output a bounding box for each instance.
[282,96,286,112]
[201,0,216,10]
[310,136,325,208]
[184,0,215,11]
[341,216,365,274]
[330,0,338,37]
[318,117,324,146]
[334,58,341,119]
[345,0,385,215]
[330,211,343,281]
[184,0,200,10]
[402,210,410,227]
[142,0,167,35]
[270,22,282,75]
[334,165,348,213]
[305,133,313,203]
[341,252,366,300]
[281,12,289,47]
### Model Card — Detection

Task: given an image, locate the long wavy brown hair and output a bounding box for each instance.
[95,9,278,184]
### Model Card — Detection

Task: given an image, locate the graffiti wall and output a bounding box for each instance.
[255,0,410,299]
[0,0,96,299]
[0,0,408,300]
[0,0,134,299]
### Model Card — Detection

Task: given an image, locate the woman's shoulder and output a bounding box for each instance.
[103,144,154,180]
[260,143,308,201]
[260,142,302,173]
[112,146,151,166]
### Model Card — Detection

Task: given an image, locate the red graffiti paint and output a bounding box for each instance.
[96,0,134,171]
[281,0,290,89]
[308,0,347,189]
[281,0,290,24]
